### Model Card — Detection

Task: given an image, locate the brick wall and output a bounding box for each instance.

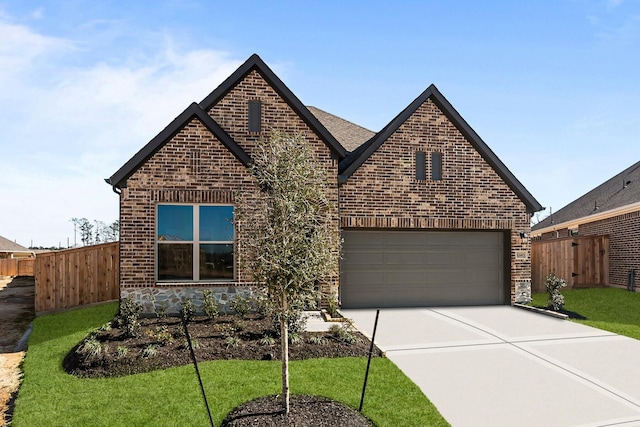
[339,98,532,302]
[579,211,640,289]
[119,69,340,310]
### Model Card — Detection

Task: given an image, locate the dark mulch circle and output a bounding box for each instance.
[220,394,374,427]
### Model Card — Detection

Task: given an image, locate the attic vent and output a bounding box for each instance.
[248,100,262,132]
[431,152,443,181]
[415,151,426,180]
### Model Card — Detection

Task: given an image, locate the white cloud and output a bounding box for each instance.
[0,14,243,247]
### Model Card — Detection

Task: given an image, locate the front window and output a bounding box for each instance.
[157,204,234,281]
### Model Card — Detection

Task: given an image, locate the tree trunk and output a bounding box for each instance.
[280,293,290,413]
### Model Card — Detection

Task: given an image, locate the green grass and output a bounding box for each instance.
[13,302,448,426]
[531,288,640,340]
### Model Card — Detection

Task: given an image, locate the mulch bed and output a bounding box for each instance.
[220,394,374,426]
[64,313,381,378]
[63,312,381,425]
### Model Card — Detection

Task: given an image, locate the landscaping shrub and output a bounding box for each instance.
[546,273,567,311]
[114,297,143,338]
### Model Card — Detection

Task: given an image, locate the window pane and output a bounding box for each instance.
[158,205,193,241]
[200,206,234,241]
[158,243,193,280]
[415,151,426,180]
[432,152,443,181]
[199,244,234,279]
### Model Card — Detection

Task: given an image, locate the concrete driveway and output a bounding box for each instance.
[341,306,640,427]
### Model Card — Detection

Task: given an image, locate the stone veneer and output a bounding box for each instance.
[121,285,257,316]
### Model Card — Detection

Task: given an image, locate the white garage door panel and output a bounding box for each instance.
[341,230,505,308]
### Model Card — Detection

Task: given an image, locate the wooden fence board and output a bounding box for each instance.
[0,258,35,277]
[532,235,609,292]
[34,242,119,313]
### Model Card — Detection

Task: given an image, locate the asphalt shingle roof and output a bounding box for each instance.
[306,106,375,152]
[0,235,30,253]
[533,160,640,230]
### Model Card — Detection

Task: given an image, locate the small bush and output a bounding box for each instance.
[288,332,303,345]
[180,298,195,322]
[115,298,143,338]
[329,320,361,344]
[78,338,104,360]
[116,346,129,358]
[259,335,276,346]
[233,319,246,331]
[229,295,252,318]
[146,326,174,345]
[225,336,241,348]
[180,338,200,350]
[327,295,339,318]
[308,335,326,345]
[141,344,159,358]
[202,290,219,318]
[546,273,567,311]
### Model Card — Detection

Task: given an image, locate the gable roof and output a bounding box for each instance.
[338,84,543,214]
[0,235,31,253]
[532,160,640,232]
[306,106,375,152]
[106,103,250,189]
[200,54,347,159]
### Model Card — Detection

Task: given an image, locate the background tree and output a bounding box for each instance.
[237,131,339,413]
[78,218,94,246]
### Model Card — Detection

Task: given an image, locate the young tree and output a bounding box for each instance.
[237,131,339,413]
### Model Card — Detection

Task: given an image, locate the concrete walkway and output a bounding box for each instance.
[341,306,640,427]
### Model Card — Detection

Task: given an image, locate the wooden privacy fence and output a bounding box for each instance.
[532,235,609,293]
[35,242,119,313]
[0,257,35,277]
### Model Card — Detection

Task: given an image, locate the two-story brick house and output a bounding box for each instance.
[106,54,542,313]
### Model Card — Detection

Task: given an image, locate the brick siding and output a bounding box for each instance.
[118,70,533,308]
[120,69,340,308]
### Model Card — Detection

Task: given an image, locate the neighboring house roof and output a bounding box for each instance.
[0,235,32,254]
[199,54,346,159]
[532,160,640,233]
[306,106,375,152]
[338,84,543,214]
[106,103,251,189]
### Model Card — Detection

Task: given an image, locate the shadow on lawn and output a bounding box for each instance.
[532,306,587,320]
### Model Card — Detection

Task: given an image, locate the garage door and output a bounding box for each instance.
[340,230,505,308]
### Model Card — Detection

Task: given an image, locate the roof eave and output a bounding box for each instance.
[107,103,251,189]
[340,84,542,213]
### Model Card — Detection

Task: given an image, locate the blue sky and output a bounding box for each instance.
[1,1,638,247]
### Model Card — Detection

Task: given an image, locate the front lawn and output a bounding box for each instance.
[531,287,640,340]
[12,302,448,426]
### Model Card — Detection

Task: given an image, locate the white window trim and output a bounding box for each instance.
[155,203,235,282]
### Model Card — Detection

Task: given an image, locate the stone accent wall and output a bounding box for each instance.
[579,211,640,289]
[119,69,340,310]
[121,285,257,316]
[339,98,532,303]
